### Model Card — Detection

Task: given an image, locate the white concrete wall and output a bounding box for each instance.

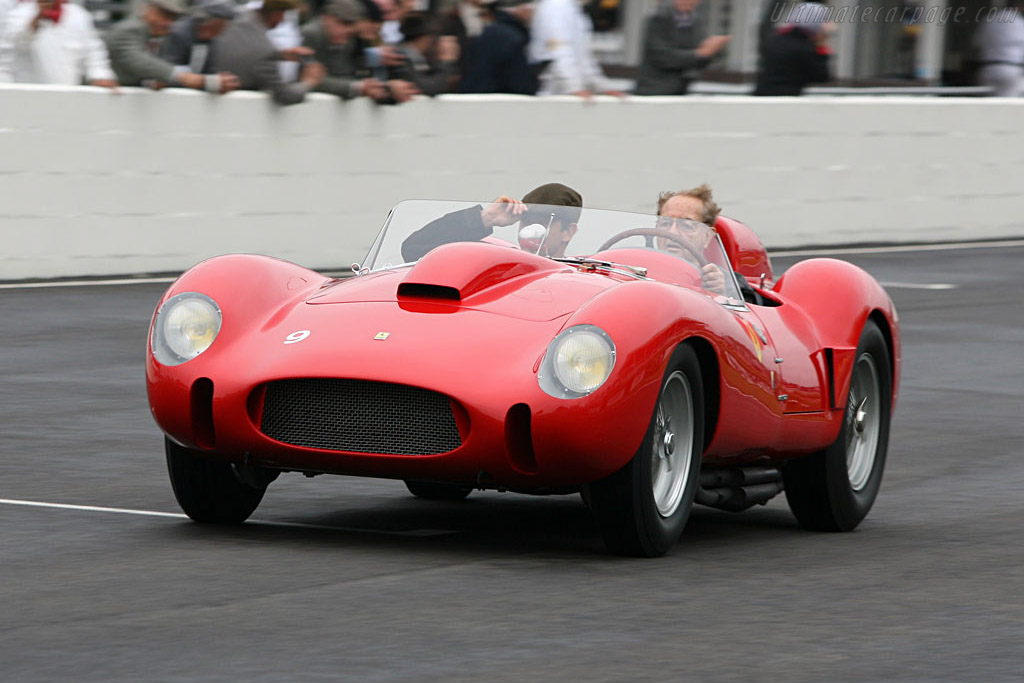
[2,84,1023,280]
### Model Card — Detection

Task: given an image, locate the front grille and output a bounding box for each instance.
[259,378,462,455]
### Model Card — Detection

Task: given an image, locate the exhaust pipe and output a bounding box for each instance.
[696,467,784,512]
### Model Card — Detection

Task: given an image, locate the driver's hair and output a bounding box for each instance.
[657,184,721,227]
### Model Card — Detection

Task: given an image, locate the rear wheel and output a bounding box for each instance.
[585,345,704,557]
[404,480,473,501]
[784,320,892,531]
[165,438,268,524]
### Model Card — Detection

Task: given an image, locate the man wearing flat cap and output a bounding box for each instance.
[301,0,377,99]
[158,0,240,93]
[106,0,220,91]
[212,0,325,105]
[401,183,583,262]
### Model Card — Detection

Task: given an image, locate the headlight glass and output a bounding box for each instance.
[539,325,615,398]
[152,292,222,366]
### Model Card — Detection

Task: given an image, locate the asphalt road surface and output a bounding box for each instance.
[2,244,1023,682]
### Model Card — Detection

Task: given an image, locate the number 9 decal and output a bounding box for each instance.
[284,330,311,345]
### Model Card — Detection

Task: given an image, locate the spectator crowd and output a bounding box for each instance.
[1,0,1021,103]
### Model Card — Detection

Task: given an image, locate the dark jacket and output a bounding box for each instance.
[211,10,311,105]
[634,4,711,96]
[391,44,459,97]
[459,10,537,95]
[301,20,360,99]
[401,206,488,262]
[754,27,830,96]
[159,16,217,74]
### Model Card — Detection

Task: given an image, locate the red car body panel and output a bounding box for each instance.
[147,217,900,491]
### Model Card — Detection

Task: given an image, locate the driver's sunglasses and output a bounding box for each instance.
[656,216,708,233]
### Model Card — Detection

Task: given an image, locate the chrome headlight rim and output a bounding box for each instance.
[151,292,222,367]
[538,324,616,399]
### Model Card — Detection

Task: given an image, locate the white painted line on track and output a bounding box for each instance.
[0,497,457,537]
[0,277,176,290]
[879,281,957,290]
[772,238,1024,258]
[0,498,186,518]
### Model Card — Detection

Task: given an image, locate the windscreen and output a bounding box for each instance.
[363,200,745,303]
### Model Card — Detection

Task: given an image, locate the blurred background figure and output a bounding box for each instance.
[106,0,222,90]
[212,0,325,104]
[1,0,117,88]
[1,0,19,81]
[302,0,373,99]
[586,0,619,33]
[159,0,239,93]
[634,0,730,96]
[381,0,416,44]
[459,0,537,94]
[439,0,485,80]
[390,11,459,95]
[352,0,417,103]
[528,0,623,97]
[248,0,306,83]
[754,1,832,96]
[972,2,1024,97]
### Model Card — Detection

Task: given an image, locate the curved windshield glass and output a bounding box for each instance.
[363,200,744,303]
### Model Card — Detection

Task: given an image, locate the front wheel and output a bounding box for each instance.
[584,345,704,557]
[784,320,892,531]
[165,438,268,524]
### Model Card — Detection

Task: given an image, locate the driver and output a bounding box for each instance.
[401,183,583,262]
[655,184,727,295]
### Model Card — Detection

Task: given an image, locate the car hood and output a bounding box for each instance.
[308,242,615,322]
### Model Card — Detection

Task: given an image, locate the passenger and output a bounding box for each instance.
[655,184,727,295]
[401,182,582,262]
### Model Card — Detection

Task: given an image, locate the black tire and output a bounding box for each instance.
[784,320,892,531]
[165,438,267,524]
[404,480,473,501]
[584,344,704,557]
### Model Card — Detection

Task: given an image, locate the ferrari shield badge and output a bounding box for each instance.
[374,332,391,341]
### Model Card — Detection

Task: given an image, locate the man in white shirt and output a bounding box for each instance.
[973,3,1024,97]
[2,0,117,87]
[528,0,624,97]
[0,0,15,81]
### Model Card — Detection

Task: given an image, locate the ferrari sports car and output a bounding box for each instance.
[146,200,900,557]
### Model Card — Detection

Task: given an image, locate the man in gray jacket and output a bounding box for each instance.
[634,0,730,95]
[105,0,220,90]
[212,0,325,105]
[159,0,238,89]
[302,0,378,99]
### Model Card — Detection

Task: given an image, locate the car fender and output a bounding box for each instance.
[146,255,330,446]
[546,279,744,468]
[774,258,901,413]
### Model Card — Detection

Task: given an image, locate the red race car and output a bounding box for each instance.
[147,200,900,556]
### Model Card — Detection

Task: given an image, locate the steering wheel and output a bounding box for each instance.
[597,228,708,268]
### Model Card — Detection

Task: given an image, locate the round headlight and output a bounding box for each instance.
[152,292,222,366]
[539,325,615,398]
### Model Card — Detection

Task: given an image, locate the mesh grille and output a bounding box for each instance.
[260,379,462,455]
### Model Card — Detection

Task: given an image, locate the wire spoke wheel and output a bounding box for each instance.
[650,371,694,518]
[845,354,881,492]
[585,345,704,557]
[783,320,892,532]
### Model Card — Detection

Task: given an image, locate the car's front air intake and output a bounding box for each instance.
[259,378,462,455]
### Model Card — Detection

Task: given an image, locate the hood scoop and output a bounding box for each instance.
[396,282,460,300]
[398,242,565,303]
